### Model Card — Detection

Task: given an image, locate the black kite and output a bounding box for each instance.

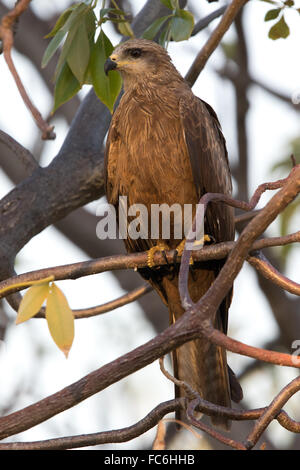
[104,39,242,429]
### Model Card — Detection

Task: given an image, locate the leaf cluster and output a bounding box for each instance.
[143,0,194,46]
[261,0,300,40]
[42,1,124,113]
[42,0,195,112]
[16,280,74,358]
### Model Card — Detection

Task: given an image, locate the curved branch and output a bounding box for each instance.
[178,165,300,308]
[0,284,299,441]
[72,283,152,319]
[0,130,38,174]
[248,252,300,296]
[34,283,153,319]
[244,376,300,449]
[187,399,246,450]
[185,0,248,87]
[0,0,175,283]
[191,6,228,36]
[0,230,299,304]
[0,0,55,139]
[0,399,183,450]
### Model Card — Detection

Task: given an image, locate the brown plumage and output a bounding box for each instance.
[104,39,242,429]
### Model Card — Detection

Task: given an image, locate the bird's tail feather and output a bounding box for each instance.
[172,321,232,430]
[161,270,241,430]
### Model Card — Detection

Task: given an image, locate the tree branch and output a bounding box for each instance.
[191,5,227,36]
[185,0,248,87]
[178,166,300,308]
[0,0,55,139]
[0,168,299,443]
[0,129,38,175]
[0,399,183,450]
[244,376,300,449]
[248,251,300,296]
[0,0,174,282]
[0,230,299,304]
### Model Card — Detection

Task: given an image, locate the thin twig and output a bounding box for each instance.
[0,231,299,305]
[191,5,227,36]
[185,0,248,86]
[73,283,153,318]
[0,0,55,140]
[0,129,38,173]
[248,251,300,296]
[244,376,300,449]
[0,169,299,446]
[0,399,183,450]
[234,209,261,225]
[187,399,247,450]
[152,420,166,450]
[34,283,153,319]
[217,65,300,111]
[0,293,299,441]
[178,166,300,308]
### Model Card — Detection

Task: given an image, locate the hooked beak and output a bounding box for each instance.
[104,57,117,75]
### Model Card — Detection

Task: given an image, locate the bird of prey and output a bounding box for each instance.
[104,39,242,429]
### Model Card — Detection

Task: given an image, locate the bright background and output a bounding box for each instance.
[0,0,299,449]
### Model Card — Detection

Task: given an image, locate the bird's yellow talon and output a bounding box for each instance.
[175,240,194,265]
[175,235,212,265]
[147,242,169,268]
[192,234,212,247]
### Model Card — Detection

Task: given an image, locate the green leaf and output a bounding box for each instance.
[16,283,50,324]
[170,10,194,42]
[90,30,122,113]
[117,21,134,37]
[159,22,171,48]
[160,0,175,9]
[284,0,294,6]
[42,30,66,68]
[142,16,171,40]
[66,20,90,84]
[61,3,90,33]
[52,5,91,81]
[45,5,76,38]
[53,61,80,113]
[100,8,124,19]
[46,283,74,358]
[264,8,281,21]
[85,8,97,39]
[268,15,290,39]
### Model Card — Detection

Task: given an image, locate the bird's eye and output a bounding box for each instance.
[129,48,142,58]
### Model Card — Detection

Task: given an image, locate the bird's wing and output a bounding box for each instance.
[179,94,235,334]
[104,105,123,206]
[179,94,234,245]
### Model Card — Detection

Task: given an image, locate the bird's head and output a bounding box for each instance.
[104,39,180,88]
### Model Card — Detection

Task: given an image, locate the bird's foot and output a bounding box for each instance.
[147,242,170,268]
[191,234,212,249]
[173,239,193,266]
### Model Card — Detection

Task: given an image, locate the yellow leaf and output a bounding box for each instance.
[46,283,74,358]
[16,283,50,324]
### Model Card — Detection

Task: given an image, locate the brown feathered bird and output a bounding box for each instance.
[104,39,242,429]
